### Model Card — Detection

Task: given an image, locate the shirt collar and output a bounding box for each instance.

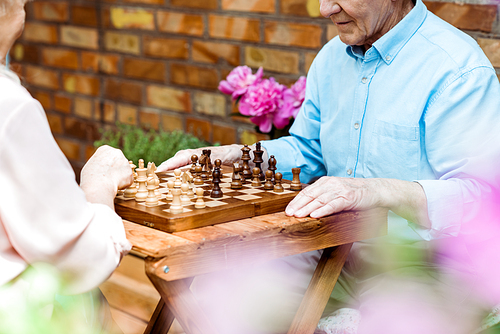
[346,0,427,64]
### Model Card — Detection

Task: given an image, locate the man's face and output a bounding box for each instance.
[319,0,396,50]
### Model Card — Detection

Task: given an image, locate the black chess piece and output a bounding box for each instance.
[241,144,253,180]
[253,142,265,181]
[210,159,223,198]
[268,155,277,183]
[190,154,198,174]
[274,172,284,193]
[264,170,274,190]
[290,168,302,191]
[207,149,213,171]
[231,162,243,190]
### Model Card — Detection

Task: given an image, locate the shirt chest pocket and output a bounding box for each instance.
[364,119,419,180]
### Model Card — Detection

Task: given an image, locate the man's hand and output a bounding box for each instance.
[285,176,431,228]
[157,144,249,172]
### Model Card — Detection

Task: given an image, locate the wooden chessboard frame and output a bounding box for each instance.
[115,166,305,233]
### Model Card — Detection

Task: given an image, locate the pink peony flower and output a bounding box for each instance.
[239,78,286,133]
[280,76,306,119]
[218,66,263,100]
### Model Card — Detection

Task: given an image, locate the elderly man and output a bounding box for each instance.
[160,0,500,331]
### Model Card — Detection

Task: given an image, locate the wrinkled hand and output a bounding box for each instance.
[157,144,243,172]
[285,176,384,218]
[81,145,134,194]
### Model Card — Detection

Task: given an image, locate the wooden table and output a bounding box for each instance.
[124,208,388,334]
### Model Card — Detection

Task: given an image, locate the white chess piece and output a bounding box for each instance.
[174,169,182,188]
[194,188,206,209]
[166,181,174,200]
[145,176,159,207]
[135,159,148,202]
[180,183,191,204]
[170,188,183,214]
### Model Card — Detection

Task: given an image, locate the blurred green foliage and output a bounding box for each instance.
[94,123,213,165]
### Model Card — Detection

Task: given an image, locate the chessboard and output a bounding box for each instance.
[115,165,304,233]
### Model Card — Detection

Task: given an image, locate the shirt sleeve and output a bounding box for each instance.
[409,66,500,240]
[0,96,131,294]
[262,60,327,183]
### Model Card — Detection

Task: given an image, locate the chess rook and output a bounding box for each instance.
[290,168,302,191]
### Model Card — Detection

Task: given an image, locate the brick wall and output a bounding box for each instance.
[10,0,500,175]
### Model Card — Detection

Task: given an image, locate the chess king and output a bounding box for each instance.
[158,0,500,332]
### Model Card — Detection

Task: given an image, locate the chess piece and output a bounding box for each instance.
[194,165,204,185]
[231,162,243,190]
[241,144,252,180]
[194,188,206,209]
[124,161,138,198]
[206,149,213,171]
[166,181,174,200]
[174,169,182,188]
[145,176,159,206]
[211,159,223,198]
[200,150,209,181]
[252,167,262,187]
[274,172,284,193]
[180,183,191,203]
[264,170,274,190]
[290,168,302,191]
[169,188,183,214]
[135,159,148,202]
[214,159,223,179]
[268,155,277,183]
[253,142,265,181]
[190,155,198,174]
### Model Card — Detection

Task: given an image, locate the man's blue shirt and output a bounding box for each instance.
[263,0,500,241]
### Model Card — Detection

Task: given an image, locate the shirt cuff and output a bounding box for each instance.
[409,179,463,240]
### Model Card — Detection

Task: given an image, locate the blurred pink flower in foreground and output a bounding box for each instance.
[239,78,286,133]
[281,76,306,119]
[219,66,306,135]
[218,66,263,100]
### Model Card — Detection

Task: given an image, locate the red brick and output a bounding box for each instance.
[265,21,322,48]
[171,0,217,9]
[72,5,98,26]
[64,117,100,141]
[33,2,68,22]
[104,31,140,55]
[143,36,188,59]
[22,23,58,44]
[33,91,52,110]
[102,101,116,123]
[186,117,211,142]
[146,85,191,112]
[74,97,94,119]
[123,57,166,82]
[11,44,40,64]
[157,11,204,36]
[222,0,275,13]
[25,66,59,90]
[41,48,79,70]
[425,1,497,33]
[109,7,155,30]
[61,26,98,49]
[81,52,120,74]
[193,92,226,117]
[213,124,236,145]
[54,94,72,114]
[305,52,317,73]
[123,0,164,4]
[192,41,240,66]
[105,79,143,105]
[46,113,63,134]
[245,47,299,74]
[139,109,160,130]
[209,15,260,42]
[63,73,100,96]
[170,64,219,89]
[56,138,81,161]
[117,104,138,125]
[161,113,184,132]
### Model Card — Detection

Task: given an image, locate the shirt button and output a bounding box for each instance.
[361,77,368,84]
[385,55,391,61]
[347,169,353,175]
[354,123,360,130]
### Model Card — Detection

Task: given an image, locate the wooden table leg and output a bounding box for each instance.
[144,299,174,334]
[147,274,220,334]
[287,243,353,334]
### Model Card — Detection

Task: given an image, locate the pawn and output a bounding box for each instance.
[146,176,159,207]
[166,180,174,200]
[252,167,262,187]
[194,188,206,209]
[169,188,183,214]
[124,161,137,198]
[180,183,191,204]
[263,170,274,190]
[274,172,284,193]
[174,169,182,188]
[190,155,198,174]
[194,165,204,185]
